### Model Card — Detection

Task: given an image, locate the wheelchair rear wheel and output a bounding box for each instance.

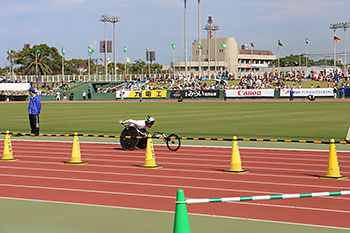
[120,126,139,150]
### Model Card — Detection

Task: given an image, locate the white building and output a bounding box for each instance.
[172,37,276,78]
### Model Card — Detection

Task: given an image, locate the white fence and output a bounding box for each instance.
[3,73,172,83]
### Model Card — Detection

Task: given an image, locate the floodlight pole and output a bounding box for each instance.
[213,26,219,77]
[341,23,350,73]
[204,22,219,79]
[101,15,121,79]
[113,21,117,79]
[104,20,108,77]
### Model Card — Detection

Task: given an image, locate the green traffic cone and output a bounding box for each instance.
[173,189,191,233]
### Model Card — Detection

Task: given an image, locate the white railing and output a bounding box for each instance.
[4,75,126,83]
[4,73,177,83]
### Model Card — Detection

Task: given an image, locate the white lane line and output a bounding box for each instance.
[0,165,329,185]
[0,183,349,215]
[0,183,173,199]
[0,173,287,195]
[12,153,350,172]
[1,164,349,191]
[0,158,336,176]
[0,172,349,201]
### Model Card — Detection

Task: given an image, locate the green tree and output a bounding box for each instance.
[151,63,163,74]
[270,54,342,68]
[131,59,147,74]
[15,44,61,75]
[23,50,52,75]
[0,67,6,76]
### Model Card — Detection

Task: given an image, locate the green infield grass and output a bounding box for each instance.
[0,101,349,141]
[0,198,348,233]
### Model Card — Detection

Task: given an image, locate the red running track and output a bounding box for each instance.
[0,140,349,229]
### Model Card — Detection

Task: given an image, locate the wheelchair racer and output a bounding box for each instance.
[118,116,155,131]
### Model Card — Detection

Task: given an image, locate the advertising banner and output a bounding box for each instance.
[116,90,167,99]
[225,89,275,97]
[170,90,220,98]
[280,88,333,97]
[0,83,31,91]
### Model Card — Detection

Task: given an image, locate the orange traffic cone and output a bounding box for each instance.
[224,136,249,173]
[138,134,162,169]
[320,139,347,179]
[1,131,19,161]
[63,132,87,165]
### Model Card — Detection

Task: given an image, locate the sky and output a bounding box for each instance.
[1,0,350,67]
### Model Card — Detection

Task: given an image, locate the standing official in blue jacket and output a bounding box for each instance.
[28,87,41,136]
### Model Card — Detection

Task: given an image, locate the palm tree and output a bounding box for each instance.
[24,51,52,75]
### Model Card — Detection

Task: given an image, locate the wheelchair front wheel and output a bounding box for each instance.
[166,134,181,151]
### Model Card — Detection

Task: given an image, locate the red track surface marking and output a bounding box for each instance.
[1,140,350,229]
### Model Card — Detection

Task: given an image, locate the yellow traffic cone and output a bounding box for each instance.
[320,139,347,179]
[224,136,249,173]
[138,134,162,169]
[63,132,87,165]
[1,130,19,161]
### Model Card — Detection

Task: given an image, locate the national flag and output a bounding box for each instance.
[250,41,255,48]
[88,45,94,55]
[198,43,203,50]
[62,48,65,56]
[146,46,150,52]
[306,38,310,45]
[35,47,41,54]
[171,43,175,49]
[278,40,283,47]
[7,49,12,56]
[123,46,127,53]
[221,42,227,49]
[334,36,341,43]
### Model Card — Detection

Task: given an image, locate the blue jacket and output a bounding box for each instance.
[28,95,41,115]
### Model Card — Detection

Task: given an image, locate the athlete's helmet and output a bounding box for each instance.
[146,116,155,125]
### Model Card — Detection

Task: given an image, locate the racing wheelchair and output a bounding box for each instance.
[120,125,181,151]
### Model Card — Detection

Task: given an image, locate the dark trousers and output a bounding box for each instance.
[29,114,40,135]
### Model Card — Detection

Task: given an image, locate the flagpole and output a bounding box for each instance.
[198,0,201,78]
[251,46,253,74]
[305,43,308,68]
[148,49,151,79]
[62,55,64,82]
[333,28,337,71]
[88,53,91,80]
[277,42,280,78]
[124,50,127,78]
[173,46,176,78]
[11,54,13,79]
[344,27,347,73]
